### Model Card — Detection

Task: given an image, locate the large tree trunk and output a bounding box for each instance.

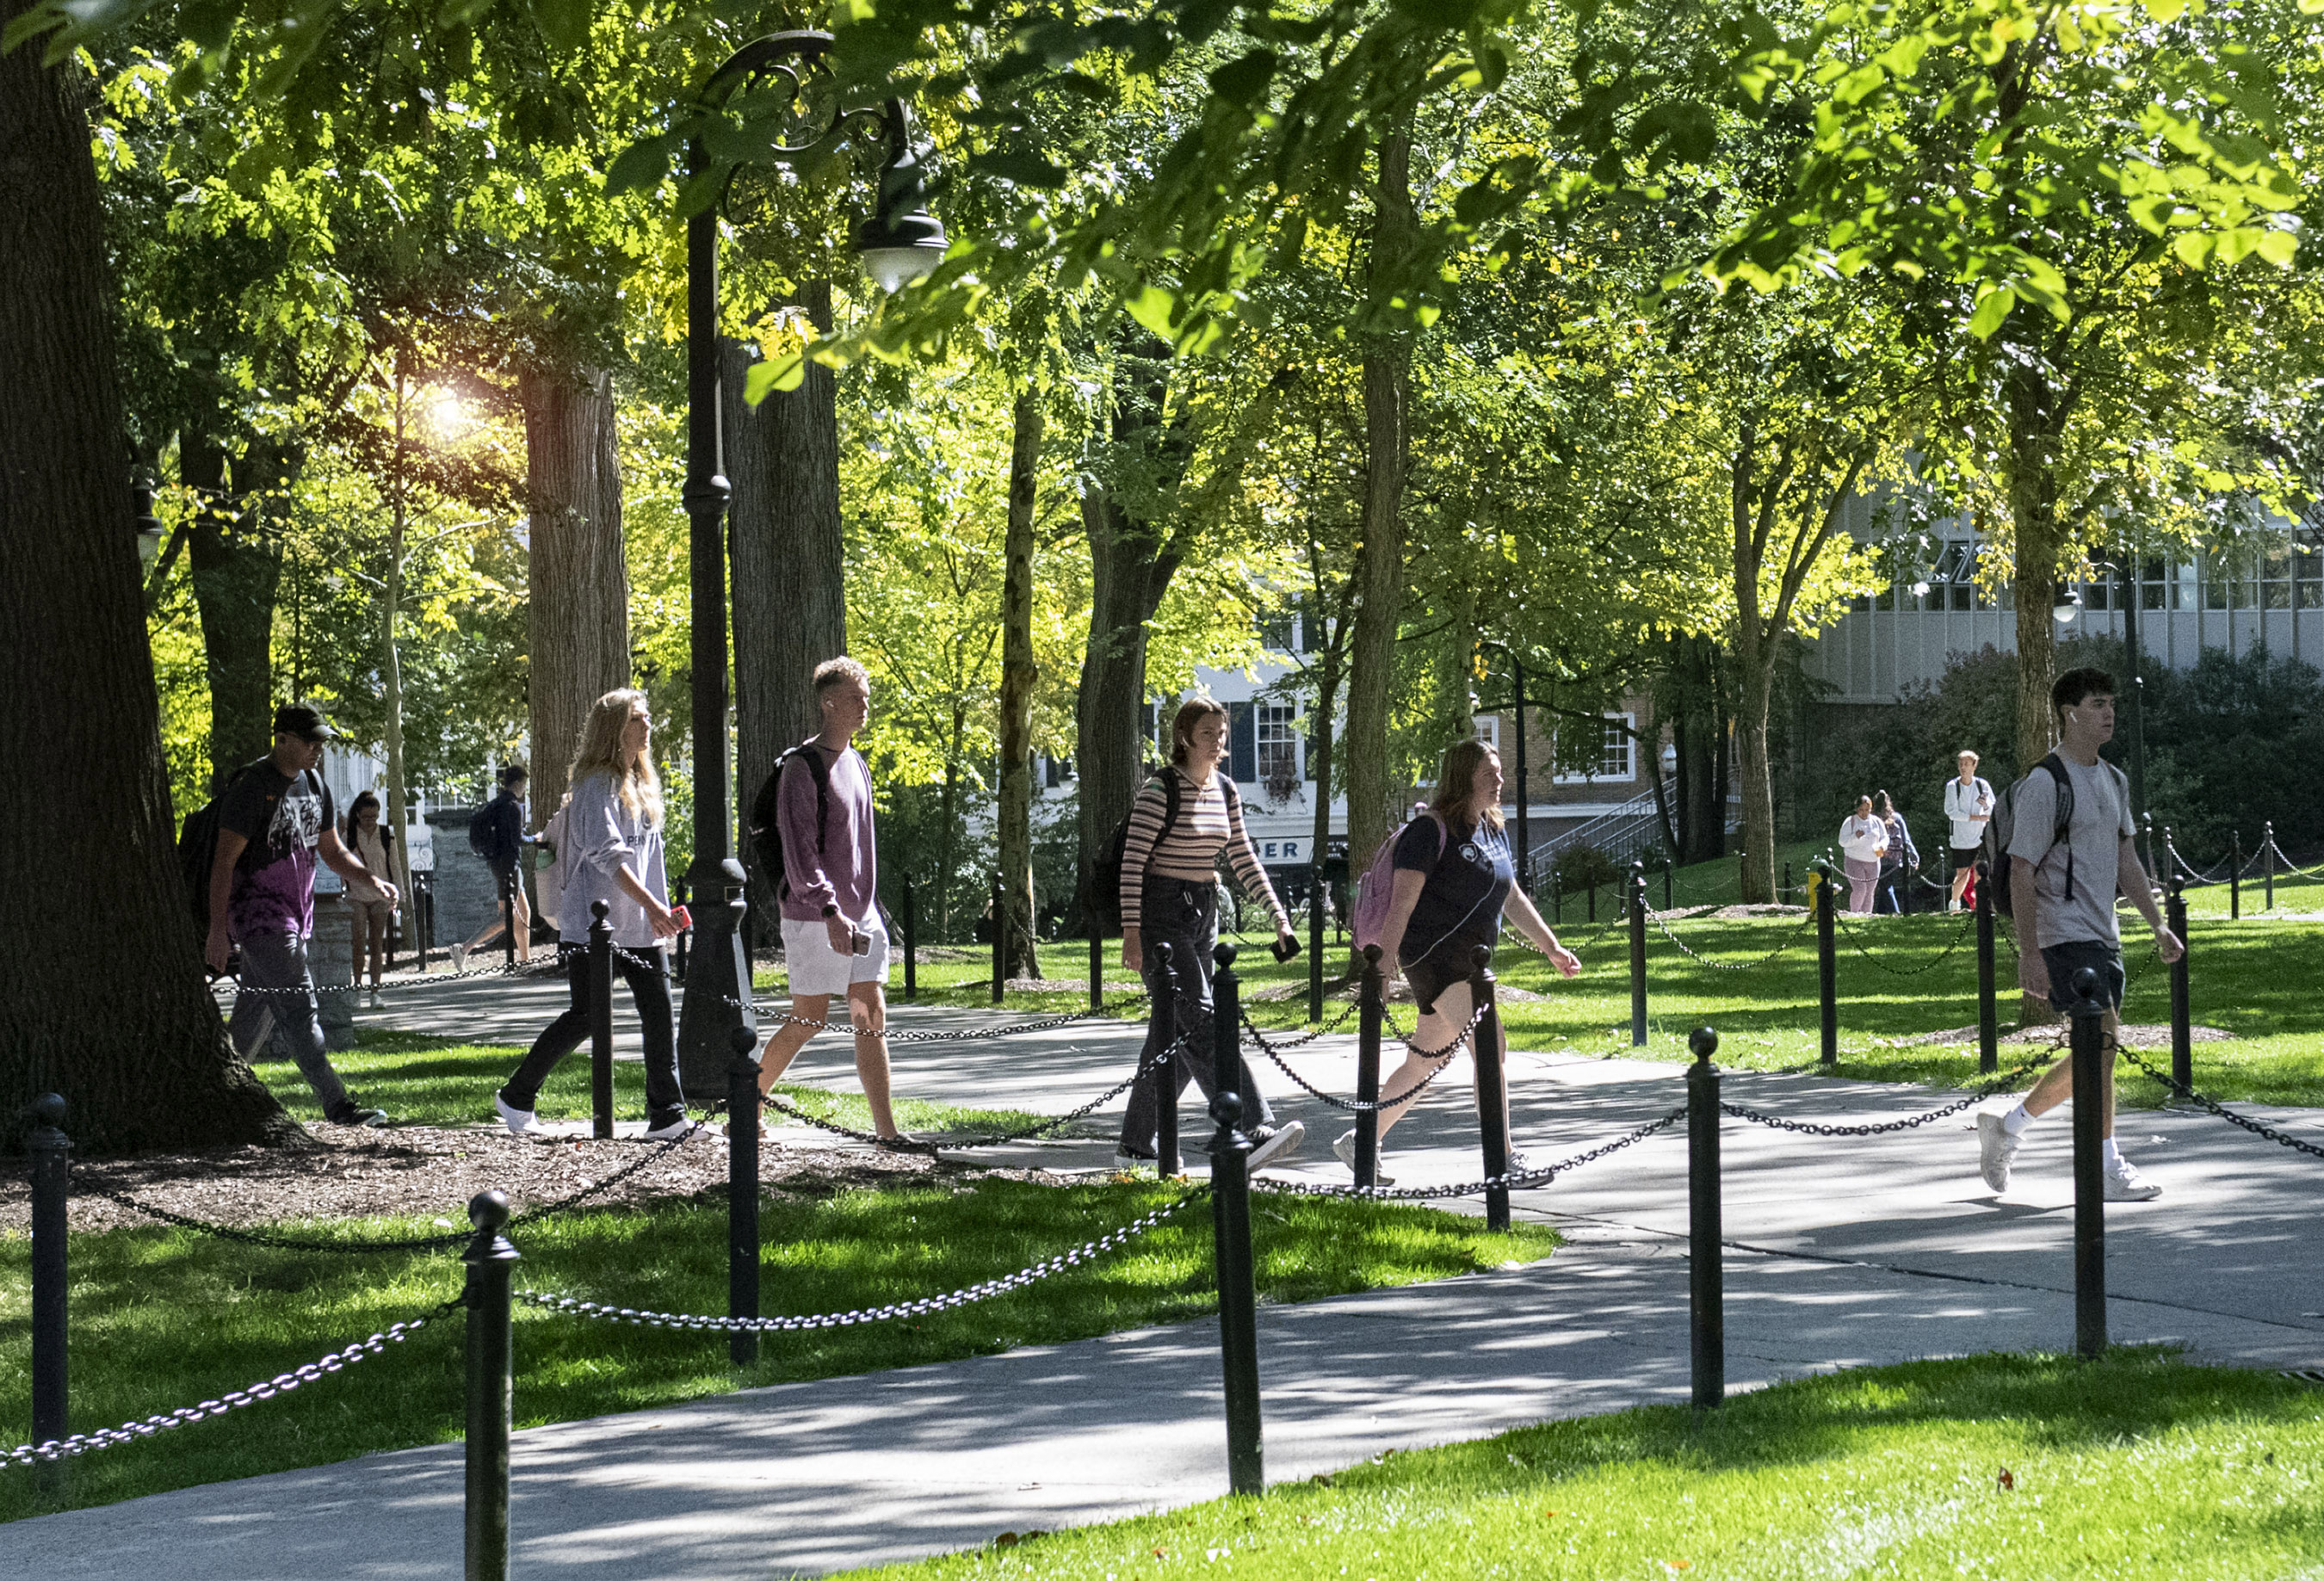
[180,434,285,793]
[0,24,287,1152]
[521,362,630,824]
[998,389,1043,977]
[726,284,847,931]
[2006,356,2067,1026]
[1668,636,1723,863]
[1731,647,1778,905]
[1344,125,1416,874]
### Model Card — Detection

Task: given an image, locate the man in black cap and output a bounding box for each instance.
[206,702,399,1127]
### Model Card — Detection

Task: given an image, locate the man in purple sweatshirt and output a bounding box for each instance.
[753,657,900,1139]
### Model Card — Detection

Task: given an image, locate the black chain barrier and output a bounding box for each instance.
[516,1190,1205,1332]
[1828,905,1977,977]
[218,956,568,997]
[1240,1007,1486,1114]
[1718,1059,2049,1138]
[1647,905,1816,973]
[2117,1045,2324,1162]
[4,1300,458,1467]
[1252,1109,1686,1202]
[1229,996,1363,1050]
[90,1124,708,1254]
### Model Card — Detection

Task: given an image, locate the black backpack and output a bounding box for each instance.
[1087,769,1239,935]
[1980,753,2075,918]
[176,758,295,933]
[749,740,838,902]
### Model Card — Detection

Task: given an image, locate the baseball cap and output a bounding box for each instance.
[275,702,339,744]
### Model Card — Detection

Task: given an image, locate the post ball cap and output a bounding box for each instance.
[1362,942,1382,963]
[31,1092,66,1128]
[2072,966,2102,1003]
[592,899,611,920]
[468,1189,512,1230]
[1209,1090,1243,1127]
[1470,942,1493,971]
[1214,942,1238,968]
[729,1025,761,1056]
[1690,1027,1719,1061]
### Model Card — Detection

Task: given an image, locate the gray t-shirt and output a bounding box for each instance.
[2007,754,2135,949]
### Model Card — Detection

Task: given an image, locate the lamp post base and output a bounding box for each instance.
[677,857,756,1094]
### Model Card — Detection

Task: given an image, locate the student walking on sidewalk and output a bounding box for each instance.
[453,764,532,970]
[751,658,903,1141]
[1838,796,1888,913]
[494,691,692,1139]
[344,790,396,1005]
[1944,750,1994,911]
[1338,735,1580,1185]
[1976,667,2183,1201]
[207,702,399,1127]
[1116,696,1306,1173]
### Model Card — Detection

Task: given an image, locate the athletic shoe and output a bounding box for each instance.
[1977,1112,2021,1193]
[493,1090,540,1138]
[643,1114,698,1141]
[1246,1120,1306,1170]
[325,1101,390,1128]
[1505,1148,1535,1178]
[1330,1127,1394,1188]
[449,942,469,973]
[2104,1159,2163,1201]
[1112,1147,1154,1175]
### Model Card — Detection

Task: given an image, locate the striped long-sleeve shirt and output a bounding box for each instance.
[1119,767,1288,933]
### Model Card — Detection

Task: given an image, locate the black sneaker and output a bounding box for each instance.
[325,1101,391,1128]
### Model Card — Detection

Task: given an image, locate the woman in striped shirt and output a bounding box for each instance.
[1116,697,1305,1172]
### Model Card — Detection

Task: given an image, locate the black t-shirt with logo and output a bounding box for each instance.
[216,760,336,940]
[1391,814,1515,971]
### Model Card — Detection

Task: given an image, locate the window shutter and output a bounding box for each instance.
[1230,701,1258,783]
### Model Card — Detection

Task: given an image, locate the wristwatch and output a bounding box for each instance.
[821,904,839,919]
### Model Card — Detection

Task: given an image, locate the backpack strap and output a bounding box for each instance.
[2037,753,2076,901]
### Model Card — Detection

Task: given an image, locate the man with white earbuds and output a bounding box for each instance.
[1977,666,2183,1201]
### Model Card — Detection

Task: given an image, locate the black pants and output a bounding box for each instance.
[502,943,685,1125]
[1876,863,1914,915]
[1119,874,1274,1155]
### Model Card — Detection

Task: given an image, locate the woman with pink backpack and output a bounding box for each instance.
[1338,735,1581,1184]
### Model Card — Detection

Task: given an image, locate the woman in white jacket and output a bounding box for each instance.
[1837,795,1888,914]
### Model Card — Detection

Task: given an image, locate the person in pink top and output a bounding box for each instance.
[751,658,900,1141]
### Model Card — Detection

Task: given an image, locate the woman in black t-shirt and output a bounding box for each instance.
[1351,737,1579,1178]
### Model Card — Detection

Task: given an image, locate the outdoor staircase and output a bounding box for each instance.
[1525,778,1683,875]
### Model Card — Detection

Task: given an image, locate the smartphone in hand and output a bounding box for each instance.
[669,904,692,933]
[850,929,871,955]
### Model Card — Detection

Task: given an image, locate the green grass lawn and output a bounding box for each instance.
[0,1177,1555,1520]
[837,1349,2324,1580]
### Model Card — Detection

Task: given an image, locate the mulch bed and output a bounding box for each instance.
[0,1126,1070,1238]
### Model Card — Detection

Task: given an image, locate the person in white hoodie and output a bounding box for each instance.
[1837,795,1888,913]
[1944,750,1995,911]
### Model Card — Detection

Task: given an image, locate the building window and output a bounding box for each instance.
[1474,715,1500,750]
[1258,614,1297,653]
[1256,704,1301,790]
[1554,713,1634,784]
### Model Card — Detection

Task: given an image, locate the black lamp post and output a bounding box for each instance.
[675,30,949,1084]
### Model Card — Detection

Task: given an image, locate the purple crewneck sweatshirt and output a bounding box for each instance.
[776,740,878,923]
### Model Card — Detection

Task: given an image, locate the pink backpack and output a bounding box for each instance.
[1351,806,1446,954]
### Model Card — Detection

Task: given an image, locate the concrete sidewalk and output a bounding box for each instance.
[19,981,2322,1578]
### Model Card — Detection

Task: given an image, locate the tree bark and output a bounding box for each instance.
[180,434,285,793]
[1344,124,1416,874]
[998,388,1043,977]
[726,285,848,929]
[0,22,287,1152]
[521,362,631,824]
[2006,355,2067,1025]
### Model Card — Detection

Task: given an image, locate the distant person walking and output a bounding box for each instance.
[1873,790,1918,914]
[344,790,396,1005]
[1342,734,1581,1186]
[1976,667,2183,1202]
[493,692,692,1139]
[1944,751,1994,911]
[207,702,397,1127]
[751,658,902,1140]
[453,764,530,971]
[1838,796,1888,913]
[1116,696,1305,1173]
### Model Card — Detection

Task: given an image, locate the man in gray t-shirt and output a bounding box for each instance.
[1978,668,2184,1202]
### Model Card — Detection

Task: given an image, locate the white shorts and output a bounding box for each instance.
[780,913,891,997]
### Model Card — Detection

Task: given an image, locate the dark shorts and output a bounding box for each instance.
[2040,940,2124,1011]
[1950,844,1982,866]
[1401,947,1473,1018]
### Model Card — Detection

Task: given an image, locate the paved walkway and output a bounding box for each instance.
[18,980,2324,1578]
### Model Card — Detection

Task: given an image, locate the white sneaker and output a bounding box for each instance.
[1330,1127,1393,1187]
[1111,1148,1154,1175]
[449,943,469,973]
[1246,1120,1306,1170]
[1977,1112,2022,1193]
[2104,1159,2163,1201]
[644,1115,699,1141]
[493,1091,540,1138]
[1505,1148,1535,1178]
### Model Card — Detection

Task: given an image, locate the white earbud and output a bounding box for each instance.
[2067,710,2079,723]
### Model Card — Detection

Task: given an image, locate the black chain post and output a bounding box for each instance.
[1154,941,1179,1177]
[1814,863,1839,1066]
[1586,878,1597,924]
[2167,872,2192,1092]
[1356,944,1384,1188]
[1684,1032,1722,1411]
[416,872,432,973]
[1085,896,1100,1013]
[726,1026,761,1366]
[2231,831,2242,920]
[589,900,614,1139]
[1468,945,1511,1232]
[1550,868,1561,925]
[1783,860,1793,899]
[2140,811,2155,892]
[672,880,689,979]
[991,869,1005,1003]
[462,1190,519,1581]
[2265,820,2276,910]
[1975,859,1999,1074]
[28,1094,69,1477]
[2068,969,2107,1360]
[1664,848,1674,911]
[500,867,517,971]
[903,877,918,1003]
[1207,943,1264,1497]
[1308,858,1325,1023]
[1629,859,1648,1048]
